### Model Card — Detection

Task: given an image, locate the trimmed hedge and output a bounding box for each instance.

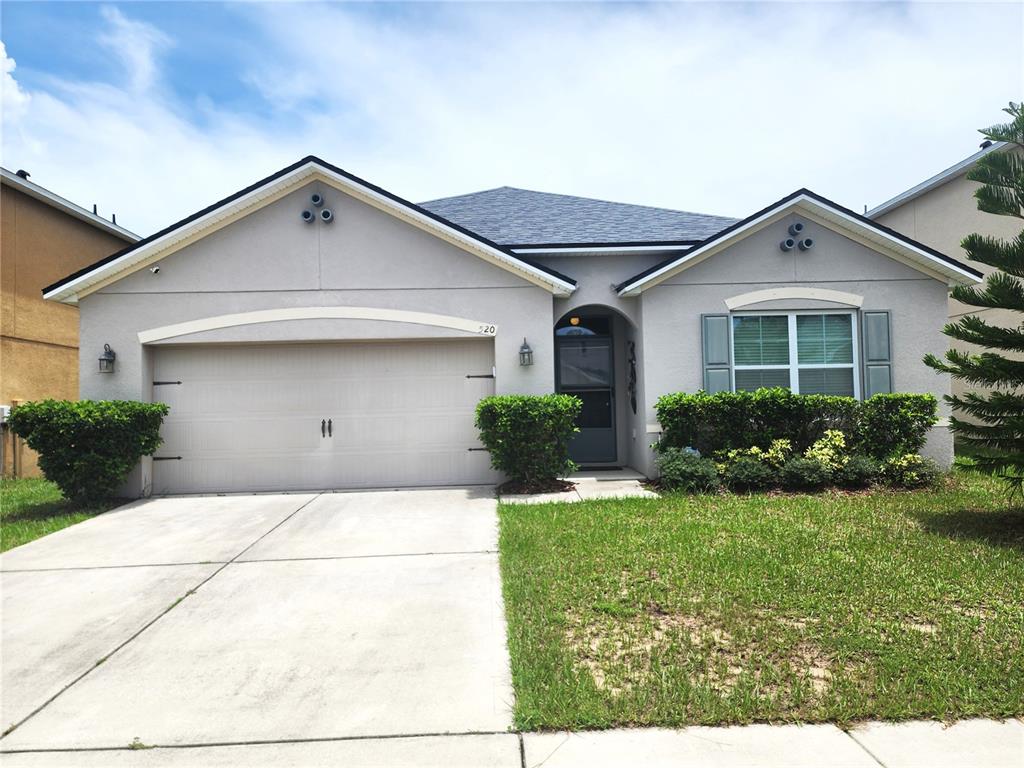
[858,394,939,458]
[8,400,169,504]
[655,388,937,460]
[475,394,581,488]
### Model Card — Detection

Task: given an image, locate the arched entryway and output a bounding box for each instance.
[554,306,640,468]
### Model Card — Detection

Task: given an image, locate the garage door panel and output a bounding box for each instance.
[189,418,325,453]
[152,340,497,494]
[337,414,477,449]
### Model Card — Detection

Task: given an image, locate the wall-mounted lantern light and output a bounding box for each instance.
[519,338,534,367]
[98,344,116,374]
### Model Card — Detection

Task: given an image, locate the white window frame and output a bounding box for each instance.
[730,310,861,399]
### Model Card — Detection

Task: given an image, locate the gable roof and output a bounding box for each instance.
[867,141,1008,218]
[420,186,737,247]
[616,188,983,296]
[1,167,139,242]
[43,157,577,303]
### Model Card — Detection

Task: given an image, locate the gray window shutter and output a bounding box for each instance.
[702,314,732,393]
[862,311,892,397]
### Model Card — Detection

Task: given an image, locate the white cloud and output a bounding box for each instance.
[1,41,31,126]
[1,3,1021,236]
[97,5,172,93]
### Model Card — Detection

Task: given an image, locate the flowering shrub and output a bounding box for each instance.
[715,438,792,473]
[882,453,941,488]
[804,430,848,474]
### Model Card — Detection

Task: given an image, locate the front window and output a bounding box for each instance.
[732,312,858,397]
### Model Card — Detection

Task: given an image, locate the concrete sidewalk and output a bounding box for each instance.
[1,718,1020,766]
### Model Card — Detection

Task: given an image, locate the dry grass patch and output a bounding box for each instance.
[499,472,1024,729]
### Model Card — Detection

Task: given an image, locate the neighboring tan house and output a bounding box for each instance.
[1,168,138,476]
[868,141,1021,422]
[42,157,980,496]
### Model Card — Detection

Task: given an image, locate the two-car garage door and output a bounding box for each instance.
[151,339,497,494]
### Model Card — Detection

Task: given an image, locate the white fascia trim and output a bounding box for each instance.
[803,196,982,285]
[617,203,788,296]
[138,306,500,344]
[618,194,981,296]
[724,287,864,310]
[866,142,1008,218]
[44,165,320,304]
[1,168,140,241]
[512,244,694,255]
[45,161,575,303]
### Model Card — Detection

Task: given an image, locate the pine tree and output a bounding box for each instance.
[924,102,1024,493]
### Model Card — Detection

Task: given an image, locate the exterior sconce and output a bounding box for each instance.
[519,338,534,367]
[98,344,116,373]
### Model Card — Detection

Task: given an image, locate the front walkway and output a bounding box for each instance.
[500,469,657,504]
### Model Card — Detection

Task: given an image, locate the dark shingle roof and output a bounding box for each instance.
[420,186,737,246]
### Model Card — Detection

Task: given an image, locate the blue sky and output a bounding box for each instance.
[2,2,1022,236]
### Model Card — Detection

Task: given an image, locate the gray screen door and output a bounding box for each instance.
[556,332,616,464]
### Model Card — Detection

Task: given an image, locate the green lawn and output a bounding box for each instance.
[0,477,119,552]
[499,472,1024,730]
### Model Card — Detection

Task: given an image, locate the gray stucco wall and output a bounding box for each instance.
[78,182,560,494]
[637,212,954,472]
[76,186,957,491]
[80,182,557,404]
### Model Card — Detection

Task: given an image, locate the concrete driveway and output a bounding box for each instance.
[0,488,516,766]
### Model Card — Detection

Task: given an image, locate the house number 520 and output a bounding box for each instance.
[477,324,496,335]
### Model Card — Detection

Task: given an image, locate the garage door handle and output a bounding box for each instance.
[321,419,326,438]
[327,419,332,437]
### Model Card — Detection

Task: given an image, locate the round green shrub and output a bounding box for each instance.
[723,456,775,492]
[475,394,581,489]
[836,455,880,489]
[7,400,170,504]
[780,457,831,491]
[882,453,941,488]
[656,448,719,493]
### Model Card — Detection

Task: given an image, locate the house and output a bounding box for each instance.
[1,168,139,477]
[868,141,1021,416]
[42,157,981,496]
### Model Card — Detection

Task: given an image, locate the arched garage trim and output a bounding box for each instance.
[138,306,499,344]
[724,287,864,310]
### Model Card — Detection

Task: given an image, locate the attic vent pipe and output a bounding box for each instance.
[15,169,29,180]
[980,140,993,149]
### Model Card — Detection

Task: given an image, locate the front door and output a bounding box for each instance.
[555,315,616,464]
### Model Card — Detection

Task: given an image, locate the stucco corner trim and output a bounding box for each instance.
[137,306,500,344]
[724,287,865,310]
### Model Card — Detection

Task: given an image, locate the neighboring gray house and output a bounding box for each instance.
[43,157,981,496]
[869,141,1021,414]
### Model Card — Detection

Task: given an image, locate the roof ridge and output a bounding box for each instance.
[419,186,517,205]
[423,184,736,220]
